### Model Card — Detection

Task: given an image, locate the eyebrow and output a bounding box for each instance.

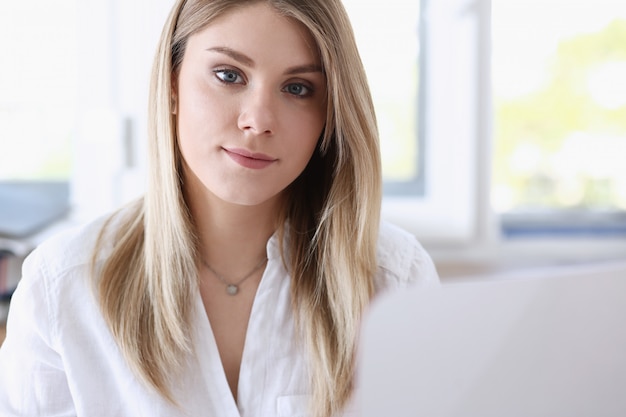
[206,46,323,75]
[207,46,254,67]
[285,64,323,76]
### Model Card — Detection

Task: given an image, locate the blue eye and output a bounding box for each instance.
[284,83,312,97]
[214,69,244,84]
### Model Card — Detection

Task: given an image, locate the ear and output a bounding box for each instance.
[171,93,178,115]
[171,74,178,114]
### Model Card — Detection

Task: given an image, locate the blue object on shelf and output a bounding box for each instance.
[0,181,70,238]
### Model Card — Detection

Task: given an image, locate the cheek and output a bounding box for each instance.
[285,116,324,176]
[287,101,325,140]
[299,111,326,154]
[177,91,235,150]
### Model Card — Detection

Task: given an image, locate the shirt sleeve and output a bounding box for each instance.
[406,237,440,288]
[0,248,76,416]
[374,222,440,293]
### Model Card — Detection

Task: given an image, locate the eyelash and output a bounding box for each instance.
[212,68,314,98]
[213,68,244,85]
[283,83,314,98]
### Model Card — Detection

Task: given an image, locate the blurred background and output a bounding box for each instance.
[1,0,625,280]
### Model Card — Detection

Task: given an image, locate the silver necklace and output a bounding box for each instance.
[202,257,267,295]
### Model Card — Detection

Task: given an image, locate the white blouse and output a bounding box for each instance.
[0,213,438,417]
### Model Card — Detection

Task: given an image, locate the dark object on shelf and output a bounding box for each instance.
[0,291,13,303]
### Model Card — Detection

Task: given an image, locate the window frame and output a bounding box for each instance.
[383,0,626,256]
[382,0,490,245]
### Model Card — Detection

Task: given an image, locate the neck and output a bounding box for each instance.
[187,189,282,274]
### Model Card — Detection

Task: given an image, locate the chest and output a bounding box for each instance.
[199,273,261,401]
[184,261,316,414]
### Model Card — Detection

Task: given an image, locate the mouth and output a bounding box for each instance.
[222,147,277,170]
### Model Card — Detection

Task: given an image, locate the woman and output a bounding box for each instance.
[0,0,438,416]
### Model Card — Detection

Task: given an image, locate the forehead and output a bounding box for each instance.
[187,2,320,65]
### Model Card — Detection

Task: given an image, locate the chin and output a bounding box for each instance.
[217,189,283,208]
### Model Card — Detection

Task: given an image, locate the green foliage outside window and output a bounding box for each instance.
[494,19,626,211]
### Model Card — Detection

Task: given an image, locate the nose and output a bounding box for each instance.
[237,86,276,135]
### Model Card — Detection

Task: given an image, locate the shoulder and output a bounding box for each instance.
[374,221,440,293]
[23,202,139,286]
[30,211,120,276]
[12,203,140,338]
[29,217,106,278]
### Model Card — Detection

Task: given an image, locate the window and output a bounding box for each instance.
[347,0,626,245]
[344,0,483,244]
[492,0,626,237]
[342,0,424,195]
[0,1,77,181]
[1,0,174,220]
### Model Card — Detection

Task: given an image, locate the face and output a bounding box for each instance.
[175,2,327,209]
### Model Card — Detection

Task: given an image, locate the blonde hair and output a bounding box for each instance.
[94,1,381,415]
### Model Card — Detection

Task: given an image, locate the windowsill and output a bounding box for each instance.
[429,235,626,280]
[500,210,626,238]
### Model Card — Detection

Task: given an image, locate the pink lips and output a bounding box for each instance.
[223,147,277,170]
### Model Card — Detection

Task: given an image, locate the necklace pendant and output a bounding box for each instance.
[226,284,239,295]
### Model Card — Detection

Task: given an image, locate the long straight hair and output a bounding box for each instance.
[94,1,381,415]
